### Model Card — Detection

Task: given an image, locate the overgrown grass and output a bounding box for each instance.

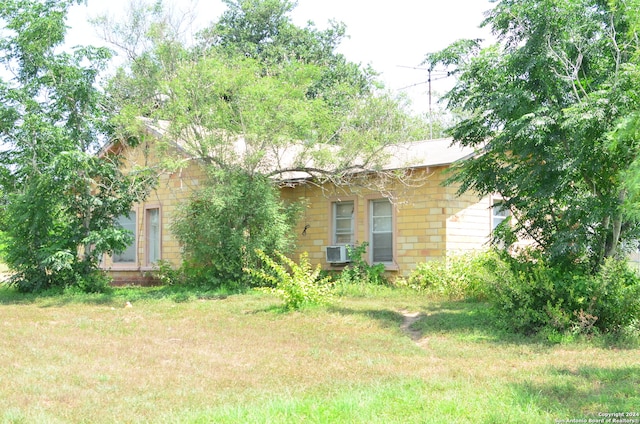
[0,284,637,423]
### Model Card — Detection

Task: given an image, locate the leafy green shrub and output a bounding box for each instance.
[403,260,446,291]
[9,259,113,295]
[150,260,184,286]
[172,171,300,288]
[588,257,640,333]
[244,250,333,310]
[335,243,387,287]
[486,255,572,335]
[486,251,640,336]
[76,271,113,294]
[63,271,113,295]
[405,251,499,301]
[404,249,640,337]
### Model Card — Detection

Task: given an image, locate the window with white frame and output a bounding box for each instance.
[370,199,393,263]
[492,200,510,230]
[332,201,354,244]
[146,208,161,265]
[114,211,136,263]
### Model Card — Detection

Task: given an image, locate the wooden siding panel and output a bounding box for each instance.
[445,196,492,254]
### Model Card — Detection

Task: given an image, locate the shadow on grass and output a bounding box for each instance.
[0,284,231,307]
[328,302,549,347]
[415,303,520,339]
[512,366,640,418]
[327,306,406,330]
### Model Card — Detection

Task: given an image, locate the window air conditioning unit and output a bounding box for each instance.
[325,245,351,263]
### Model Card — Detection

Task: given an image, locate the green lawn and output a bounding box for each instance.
[0,285,637,423]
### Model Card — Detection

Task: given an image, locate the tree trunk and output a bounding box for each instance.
[604,191,626,260]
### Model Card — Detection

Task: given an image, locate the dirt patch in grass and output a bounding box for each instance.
[399,309,423,341]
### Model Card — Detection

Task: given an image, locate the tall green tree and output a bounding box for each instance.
[105,0,429,177]
[102,0,429,286]
[0,0,153,292]
[197,0,377,112]
[426,0,640,271]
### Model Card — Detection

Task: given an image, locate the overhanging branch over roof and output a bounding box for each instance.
[106,117,478,182]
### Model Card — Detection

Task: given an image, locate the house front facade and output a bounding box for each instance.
[100,131,207,284]
[101,130,503,284]
[280,139,504,277]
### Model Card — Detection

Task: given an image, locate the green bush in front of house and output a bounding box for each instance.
[403,251,501,301]
[172,171,301,289]
[335,243,388,287]
[245,249,334,310]
[405,249,640,338]
[486,252,640,337]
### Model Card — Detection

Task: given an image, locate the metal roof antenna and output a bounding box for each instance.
[397,65,452,139]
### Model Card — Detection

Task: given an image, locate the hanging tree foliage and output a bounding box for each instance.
[426,0,640,271]
[101,0,430,286]
[0,0,154,292]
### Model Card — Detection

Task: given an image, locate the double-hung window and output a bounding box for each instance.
[146,207,161,265]
[492,200,510,230]
[370,199,393,263]
[333,201,354,245]
[114,211,136,264]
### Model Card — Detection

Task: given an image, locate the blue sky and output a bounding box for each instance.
[66,0,494,114]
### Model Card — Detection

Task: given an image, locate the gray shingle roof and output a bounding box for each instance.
[381,138,476,170]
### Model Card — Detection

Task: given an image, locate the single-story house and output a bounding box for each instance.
[280,141,508,275]
[100,119,506,284]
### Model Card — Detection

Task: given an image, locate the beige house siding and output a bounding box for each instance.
[446,193,492,254]
[100,140,205,284]
[281,166,492,277]
[102,136,495,283]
